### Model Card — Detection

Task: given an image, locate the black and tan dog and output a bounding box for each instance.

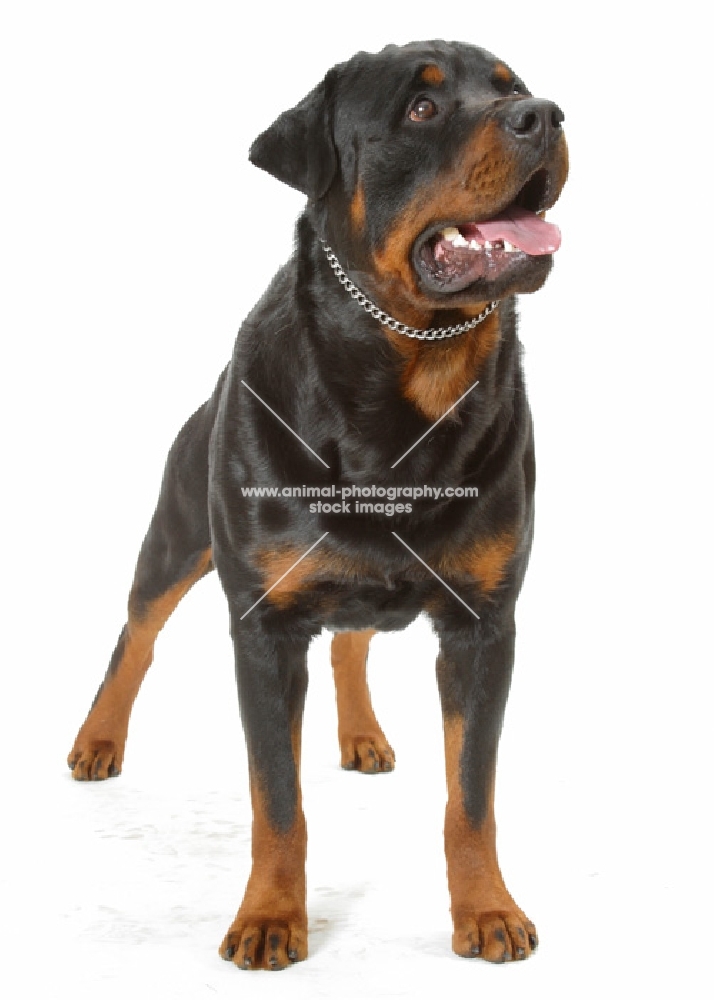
[68,40,568,969]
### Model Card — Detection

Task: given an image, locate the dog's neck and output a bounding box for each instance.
[298,216,518,426]
[319,240,498,343]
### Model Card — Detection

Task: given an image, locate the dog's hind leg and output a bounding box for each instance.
[68,397,217,781]
[330,630,394,773]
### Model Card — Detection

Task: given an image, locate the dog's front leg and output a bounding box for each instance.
[219,608,310,971]
[434,615,538,963]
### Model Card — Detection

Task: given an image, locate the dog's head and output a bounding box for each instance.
[250,40,568,320]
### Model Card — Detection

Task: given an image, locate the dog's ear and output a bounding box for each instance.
[249,71,337,200]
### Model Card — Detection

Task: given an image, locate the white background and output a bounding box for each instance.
[1,2,712,997]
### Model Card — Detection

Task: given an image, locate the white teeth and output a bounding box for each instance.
[440,227,515,253]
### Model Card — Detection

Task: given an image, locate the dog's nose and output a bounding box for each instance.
[502,99,564,147]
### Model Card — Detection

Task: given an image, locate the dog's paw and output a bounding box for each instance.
[452,908,538,963]
[220,915,307,971]
[340,734,395,773]
[67,738,123,781]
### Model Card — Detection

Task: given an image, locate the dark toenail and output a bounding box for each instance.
[494,928,506,943]
[517,927,526,940]
[288,949,298,961]
[528,933,538,949]
[269,934,280,950]
[343,761,355,770]
[242,957,252,969]
[268,956,278,968]
[368,748,376,757]
[471,944,481,955]
[224,945,235,959]
[516,947,525,958]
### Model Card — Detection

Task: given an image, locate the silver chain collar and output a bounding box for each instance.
[320,240,498,341]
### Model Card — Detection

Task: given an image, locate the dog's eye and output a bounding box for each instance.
[409,97,438,122]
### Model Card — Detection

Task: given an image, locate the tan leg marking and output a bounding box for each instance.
[331,630,394,773]
[67,548,213,780]
[443,716,537,962]
[220,729,308,971]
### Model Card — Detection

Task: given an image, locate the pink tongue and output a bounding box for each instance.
[462,206,561,255]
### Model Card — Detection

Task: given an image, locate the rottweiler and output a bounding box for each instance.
[68,39,568,969]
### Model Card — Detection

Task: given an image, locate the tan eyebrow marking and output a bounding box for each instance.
[421,64,445,85]
[492,62,513,85]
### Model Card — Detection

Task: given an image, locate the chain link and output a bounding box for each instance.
[320,241,498,341]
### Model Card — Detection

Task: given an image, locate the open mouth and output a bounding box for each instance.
[413,168,562,295]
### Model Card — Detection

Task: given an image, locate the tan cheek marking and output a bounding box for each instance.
[375,122,513,270]
[370,115,568,321]
[421,64,445,85]
[372,120,514,301]
[554,134,570,193]
[350,182,366,234]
